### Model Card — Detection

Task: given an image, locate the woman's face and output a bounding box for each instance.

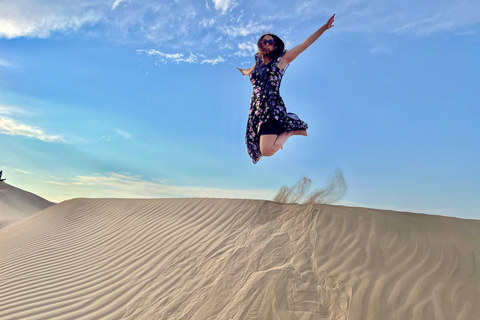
[260,35,275,54]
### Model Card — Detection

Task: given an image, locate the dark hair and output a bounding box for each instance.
[257,33,285,61]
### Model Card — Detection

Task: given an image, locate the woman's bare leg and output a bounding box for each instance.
[276,130,308,149]
[278,130,307,147]
[260,130,307,157]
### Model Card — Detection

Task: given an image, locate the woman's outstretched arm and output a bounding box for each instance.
[237,63,256,76]
[278,14,335,68]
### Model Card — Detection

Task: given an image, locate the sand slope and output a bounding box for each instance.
[0,182,54,229]
[0,198,479,320]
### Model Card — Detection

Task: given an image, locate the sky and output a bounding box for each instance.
[0,0,479,220]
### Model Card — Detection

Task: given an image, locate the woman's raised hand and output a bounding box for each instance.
[324,14,335,30]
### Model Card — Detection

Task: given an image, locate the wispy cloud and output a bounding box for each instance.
[116,129,132,139]
[212,0,237,14]
[2,0,478,41]
[336,0,480,36]
[0,116,66,143]
[13,168,33,175]
[0,103,36,116]
[46,172,276,201]
[2,0,479,63]
[201,56,226,65]
[137,49,225,65]
[0,1,103,39]
[0,58,14,67]
[234,41,258,57]
[222,21,273,38]
[137,49,198,64]
[199,18,216,29]
[391,8,479,36]
[111,0,127,10]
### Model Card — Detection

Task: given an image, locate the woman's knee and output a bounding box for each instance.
[259,135,279,157]
[260,146,276,157]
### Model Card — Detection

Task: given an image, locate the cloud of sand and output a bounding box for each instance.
[274,169,347,204]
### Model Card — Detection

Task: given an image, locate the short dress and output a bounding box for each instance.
[245,50,308,164]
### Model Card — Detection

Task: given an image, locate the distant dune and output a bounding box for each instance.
[0,197,479,320]
[0,182,54,229]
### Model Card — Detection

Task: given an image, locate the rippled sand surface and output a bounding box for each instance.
[1,197,479,319]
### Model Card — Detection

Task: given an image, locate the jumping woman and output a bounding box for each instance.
[238,14,335,164]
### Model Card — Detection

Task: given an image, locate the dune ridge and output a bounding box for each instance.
[0,182,54,229]
[0,197,479,320]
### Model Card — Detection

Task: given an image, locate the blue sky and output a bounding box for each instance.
[1,0,479,219]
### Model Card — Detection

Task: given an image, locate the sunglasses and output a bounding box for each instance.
[262,39,275,46]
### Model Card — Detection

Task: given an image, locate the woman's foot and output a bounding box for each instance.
[291,130,308,137]
[280,130,307,149]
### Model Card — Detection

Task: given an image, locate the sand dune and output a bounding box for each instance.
[0,182,54,229]
[0,197,479,320]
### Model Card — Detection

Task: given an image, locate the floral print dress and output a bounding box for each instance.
[245,50,308,164]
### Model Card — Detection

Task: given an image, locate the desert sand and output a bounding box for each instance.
[0,186,479,319]
[0,182,54,229]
